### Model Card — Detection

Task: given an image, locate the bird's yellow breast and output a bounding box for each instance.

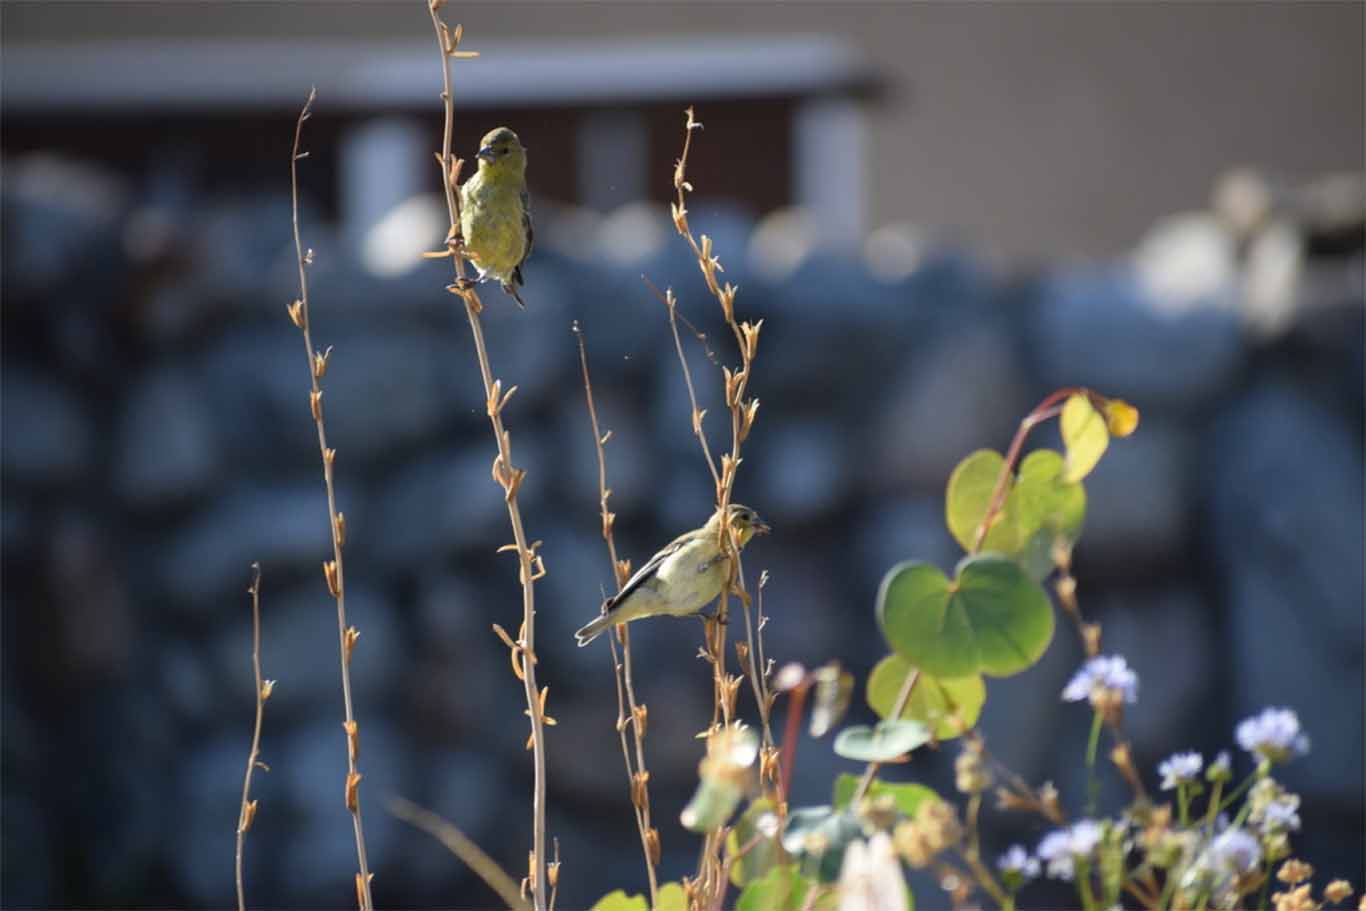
[648,536,728,617]
[460,175,527,280]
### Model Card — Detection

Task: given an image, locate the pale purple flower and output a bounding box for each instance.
[1259,794,1302,833]
[1207,828,1261,876]
[1207,750,1232,781]
[1062,655,1138,704]
[997,844,1040,880]
[1036,820,1104,881]
[1158,751,1203,790]
[1235,708,1310,763]
[1181,827,1261,894]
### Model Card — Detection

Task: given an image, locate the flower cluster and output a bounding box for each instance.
[1062,655,1138,721]
[1158,750,1203,790]
[1036,819,1105,881]
[996,844,1040,888]
[1236,707,1311,764]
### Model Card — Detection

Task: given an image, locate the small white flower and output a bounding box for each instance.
[1182,827,1262,895]
[1257,794,1302,833]
[1036,820,1105,882]
[1158,751,1203,790]
[1062,655,1139,704]
[838,832,908,911]
[1235,707,1310,763]
[1206,750,1232,781]
[1207,828,1261,876]
[997,844,1040,880]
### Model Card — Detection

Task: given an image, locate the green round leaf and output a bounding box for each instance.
[736,865,812,911]
[1013,450,1086,538]
[680,775,744,833]
[945,449,1018,553]
[1061,394,1109,483]
[589,891,648,911]
[1011,449,1087,579]
[833,719,931,762]
[866,654,986,739]
[655,883,688,911]
[878,556,1055,678]
[833,772,939,818]
[727,799,781,887]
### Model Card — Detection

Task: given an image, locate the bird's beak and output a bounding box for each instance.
[754,520,772,536]
[477,146,497,161]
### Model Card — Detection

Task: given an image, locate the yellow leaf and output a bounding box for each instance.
[1060,394,1109,483]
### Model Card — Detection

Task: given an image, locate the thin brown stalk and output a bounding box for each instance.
[970,386,1113,554]
[646,277,720,489]
[740,573,775,752]
[574,324,659,903]
[288,89,373,911]
[424,9,548,909]
[236,563,270,911]
[851,668,920,804]
[388,797,532,911]
[667,108,763,737]
[666,107,772,909]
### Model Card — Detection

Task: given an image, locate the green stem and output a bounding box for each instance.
[1177,783,1190,828]
[1156,868,1179,911]
[1076,858,1099,911]
[1217,769,1260,815]
[1253,864,1272,911]
[1203,779,1224,833]
[1085,710,1104,816]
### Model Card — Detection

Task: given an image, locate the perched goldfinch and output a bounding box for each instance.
[574,504,770,647]
[459,126,533,308]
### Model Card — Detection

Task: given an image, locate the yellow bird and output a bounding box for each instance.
[575,504,770,647]
[459,126,532,308]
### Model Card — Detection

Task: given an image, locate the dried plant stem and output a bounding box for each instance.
[424,9,548,909]
[236,563,269,911]
[574,325,659,903]
[666,107,774,909]
[740,575,775,751]
[288,89,373,911]
[389,797,532,911]
[667,108,766,739]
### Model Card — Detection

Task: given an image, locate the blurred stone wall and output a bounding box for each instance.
[1,152,1362,909]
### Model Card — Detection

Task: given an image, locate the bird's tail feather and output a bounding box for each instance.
[503,282,526,309]
[574,611,615,647]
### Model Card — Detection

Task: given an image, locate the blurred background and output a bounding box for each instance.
[2,2,1362,909]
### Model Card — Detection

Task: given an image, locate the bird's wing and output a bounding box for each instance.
[512,188,534,287]
[608,530,695,608]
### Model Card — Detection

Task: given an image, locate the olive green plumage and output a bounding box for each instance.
[574,504,770,647]
[460,126,533,308]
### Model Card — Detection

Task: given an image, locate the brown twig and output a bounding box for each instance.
[778,676,811,803]
[287,89,374,911]
[388,796,531,911]
[741,573,775,749]
[574,323,660,904]
[667,108,763,735]
[851,668,920,804]
[970,386,1112,554]
[665,106,772,909]
[423,10,548,909]
[645,277,721,489]
[235,563,270,911]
